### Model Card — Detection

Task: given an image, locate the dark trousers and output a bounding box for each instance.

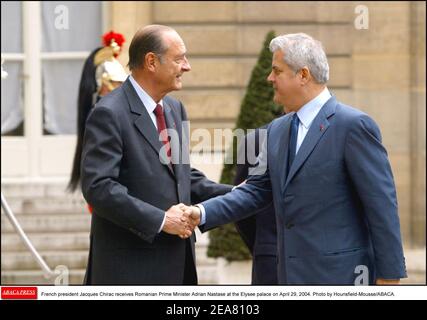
[183,239,197,284]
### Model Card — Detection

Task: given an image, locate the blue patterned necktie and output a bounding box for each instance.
[287,113,300,176]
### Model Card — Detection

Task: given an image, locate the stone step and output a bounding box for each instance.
[1,269,86,285]
[2,230,212,253]
[1,245,214,270]
[197,265,219,284]
[1,264,219,285]
[1,214,91,233]
[2,197,88,215]
[2,183,79,199]
[2,231,213,257]
[1,232,90,252]
[1,250,89,271]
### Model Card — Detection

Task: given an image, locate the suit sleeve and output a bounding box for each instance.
[81,106,165,243]
[200,129,273,232]
[234,133,256,253]
[344,114,407,279]
[190,168,233,203]
[176,101,233,202]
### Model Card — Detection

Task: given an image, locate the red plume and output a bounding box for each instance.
[102,30,125,49]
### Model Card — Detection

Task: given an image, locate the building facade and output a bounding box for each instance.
[1,1,425,284]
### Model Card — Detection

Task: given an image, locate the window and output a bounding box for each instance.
[1,1,103,136]
[1,1,106,179]
[1,1,24,136]
[41,1,102,135]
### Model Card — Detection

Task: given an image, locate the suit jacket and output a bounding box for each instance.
[201,96,407,285]
[234,127,278,285]
[81,78,232,285]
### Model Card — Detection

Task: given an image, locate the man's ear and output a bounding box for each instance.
[299,67,311,85]
[145,52,158,72]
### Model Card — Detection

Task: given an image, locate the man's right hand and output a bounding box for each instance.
[184,205,201,228]
[162,203,192,239]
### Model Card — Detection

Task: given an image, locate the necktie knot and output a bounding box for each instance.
[291,113,300,127]
[154,104,163,118]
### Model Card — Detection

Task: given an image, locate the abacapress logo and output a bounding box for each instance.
[1,287,38,299]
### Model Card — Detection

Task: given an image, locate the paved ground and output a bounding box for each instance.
[401,247,426,285]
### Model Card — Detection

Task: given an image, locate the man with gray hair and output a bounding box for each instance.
[185,33,407,285]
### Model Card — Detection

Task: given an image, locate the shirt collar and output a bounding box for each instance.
[296,87,331,129]
[129,75,163,114]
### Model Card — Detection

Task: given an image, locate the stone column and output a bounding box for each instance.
[351,1,412,245]
[409,1,426,248]
[110,1,152,70]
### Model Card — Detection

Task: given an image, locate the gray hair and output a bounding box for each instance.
[269,33,329,84]
[128,24,174,70]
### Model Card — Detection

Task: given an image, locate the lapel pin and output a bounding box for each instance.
[320,124,324,131]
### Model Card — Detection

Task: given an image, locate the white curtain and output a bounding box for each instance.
[41,1,102,134]
[1,1,102,135]
[42,60,89,134]
[1,1,24,135]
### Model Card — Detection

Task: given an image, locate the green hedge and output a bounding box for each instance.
[207,31,282,261]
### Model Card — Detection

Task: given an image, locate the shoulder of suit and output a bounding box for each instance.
[163,95,182,108]
[94,86,127,113]
[333,101,381,135]
[164,95,187,121]
[269,113,291,131]
[335,102,375,123]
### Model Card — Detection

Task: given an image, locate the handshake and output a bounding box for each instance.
[162,204,202,239]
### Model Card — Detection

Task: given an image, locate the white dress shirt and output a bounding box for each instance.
[294,87,331,155]
[129,75,163,129]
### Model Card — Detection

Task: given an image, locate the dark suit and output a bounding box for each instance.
[234,128,278,285]
[81,78,232,285]
[201,96,407,284]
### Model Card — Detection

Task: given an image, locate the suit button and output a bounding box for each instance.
[286,223,294,229]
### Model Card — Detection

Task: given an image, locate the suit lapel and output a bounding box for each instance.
[123,79,175,177]
[278,116,292,191]
[283,96,337,191]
